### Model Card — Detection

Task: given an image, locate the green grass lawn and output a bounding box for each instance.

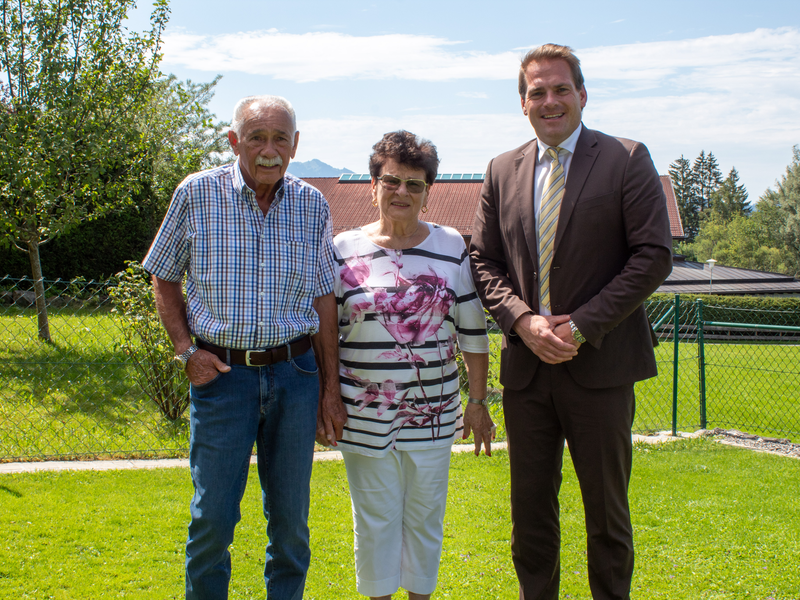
[1,438,799,599]
[0,307,189,460]
[2,309,799,461]
[636,341,800,439]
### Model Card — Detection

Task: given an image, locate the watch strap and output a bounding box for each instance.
[175,344,199,366]
[569,320,586,344]
[467,396,488,407]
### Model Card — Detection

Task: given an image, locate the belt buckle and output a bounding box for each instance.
[245,350,260,367]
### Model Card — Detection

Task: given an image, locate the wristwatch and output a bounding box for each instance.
[569,320,586,344]
[467,396,488,407]
[175,344,199,367]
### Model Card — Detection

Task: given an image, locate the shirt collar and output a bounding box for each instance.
[537,123,582,162]
[232,157,286,205]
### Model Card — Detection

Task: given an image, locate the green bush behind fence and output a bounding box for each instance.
[2,276,799,462]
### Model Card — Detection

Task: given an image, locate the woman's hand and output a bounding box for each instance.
[462,403,495,456]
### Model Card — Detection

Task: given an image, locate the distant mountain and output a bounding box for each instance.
[287,159,354,178]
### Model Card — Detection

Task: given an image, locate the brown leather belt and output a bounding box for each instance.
[197,336,312,367]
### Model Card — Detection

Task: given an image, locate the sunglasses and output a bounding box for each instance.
[377,174,428,194]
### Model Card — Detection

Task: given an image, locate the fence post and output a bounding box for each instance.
[697,299,707,429]
[672,294,681,436]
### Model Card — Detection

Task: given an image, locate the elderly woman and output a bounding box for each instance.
[332,130,494,600]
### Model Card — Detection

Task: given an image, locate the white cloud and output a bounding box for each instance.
[293,113,532,174]
[164,26,800,197]
[163,26,800,92]
[162,30,519,82]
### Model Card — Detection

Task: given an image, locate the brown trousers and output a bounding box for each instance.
[503,362,635,600]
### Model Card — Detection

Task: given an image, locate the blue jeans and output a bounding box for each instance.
[185,347,320,600]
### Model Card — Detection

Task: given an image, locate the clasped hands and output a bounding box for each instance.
[513,313,581,364]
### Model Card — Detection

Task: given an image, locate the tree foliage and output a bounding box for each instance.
[0,0,168,341]
[758,145,800,276]
[690,211,786,274]
[710,167,750,222]
[692,150,723,214]
[145,74,229,212]
[0,73,229,280]
[669,150,749,243]
[676,146,800,278]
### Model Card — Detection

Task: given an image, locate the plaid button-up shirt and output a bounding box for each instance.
[143,160,336,350]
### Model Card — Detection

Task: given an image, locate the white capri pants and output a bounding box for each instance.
[342,445,453,598]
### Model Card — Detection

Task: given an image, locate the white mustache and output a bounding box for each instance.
[255,156,283,167]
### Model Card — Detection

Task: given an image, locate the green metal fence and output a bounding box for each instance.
[1,277,799,462]
[646,295,800,439]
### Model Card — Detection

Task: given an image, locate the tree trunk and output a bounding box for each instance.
[26,239,52,343]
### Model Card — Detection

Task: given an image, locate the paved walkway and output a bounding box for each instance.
[0,433,700,474]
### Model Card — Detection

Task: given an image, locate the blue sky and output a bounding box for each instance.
[128,0,800,201]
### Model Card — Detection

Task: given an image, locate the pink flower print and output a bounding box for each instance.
[391,394,459,444]
[341,254,372,288]
[375,380,409,417]
[444,334,457,363]
[353,382,380,411]
[344,369,409,416]
[349,300,374,324]
[374,271,455,346]
[377,346,428,366]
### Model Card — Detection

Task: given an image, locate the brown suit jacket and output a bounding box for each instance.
[470,126,673,390]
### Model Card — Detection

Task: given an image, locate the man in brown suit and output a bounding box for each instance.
[470,44,673,599]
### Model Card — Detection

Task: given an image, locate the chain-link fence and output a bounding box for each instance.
[2,277,799,462]
[0,276,190,462]
[642,295,800,438]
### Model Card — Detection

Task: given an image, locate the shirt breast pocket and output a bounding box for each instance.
[280,240,314,297]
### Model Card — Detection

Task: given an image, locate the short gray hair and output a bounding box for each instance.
[231,95,297,137]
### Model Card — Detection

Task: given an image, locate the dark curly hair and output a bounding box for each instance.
[368,130,440,185]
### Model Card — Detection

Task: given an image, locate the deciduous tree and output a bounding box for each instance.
[0,0,168,341]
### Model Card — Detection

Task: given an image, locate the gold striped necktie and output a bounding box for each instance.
[539,146,565,312]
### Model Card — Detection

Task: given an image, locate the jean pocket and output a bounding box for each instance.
[191,372,223,393]
[290,351,319,376]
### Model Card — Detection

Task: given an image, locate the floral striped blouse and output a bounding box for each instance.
[333,223,490,457]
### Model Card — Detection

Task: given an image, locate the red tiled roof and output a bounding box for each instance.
[302,178,380,235]
[302,175,685,239]
[660,175,685,238]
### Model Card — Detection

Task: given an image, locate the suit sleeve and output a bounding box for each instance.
[571,142,673,348]
[470,158,533,336]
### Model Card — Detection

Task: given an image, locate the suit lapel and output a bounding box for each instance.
[555,127,599,254]
[515,140,539,270]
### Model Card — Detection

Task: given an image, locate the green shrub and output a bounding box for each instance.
[108,261,189,420]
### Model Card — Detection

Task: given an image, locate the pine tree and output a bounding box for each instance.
[693,151,724,213]
[710,167,750,221]
[759,146,800,276]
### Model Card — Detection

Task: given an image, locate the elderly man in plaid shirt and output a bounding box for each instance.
[143,95,347,600]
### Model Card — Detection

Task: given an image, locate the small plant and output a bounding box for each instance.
[108,261,189,421]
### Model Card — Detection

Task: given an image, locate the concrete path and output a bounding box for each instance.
[0,432,700,474]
